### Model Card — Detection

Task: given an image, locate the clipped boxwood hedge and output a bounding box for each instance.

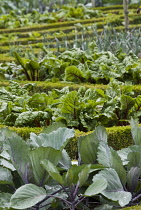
[0,123,133,159]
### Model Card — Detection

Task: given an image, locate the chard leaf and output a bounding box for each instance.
[30,147,61,186]
[10,184,46,209]
[65,65,84,82]
[121,95,135,111]
[60,91,80,115]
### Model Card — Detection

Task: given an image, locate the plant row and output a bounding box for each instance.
[1,79,141,131]
[1,43,141,85]
[1,119,141,209]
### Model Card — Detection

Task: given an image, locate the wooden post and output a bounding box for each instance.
[92,0,96,7]
[123,0,129,31]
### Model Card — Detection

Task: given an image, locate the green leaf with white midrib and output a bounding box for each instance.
[84,177,107,197]
[97,141,126,185]
[78,132,99,164]
[8,136,33,184]
[78,164,91,187]
[41,159,63,185]
[30,147,62,186]
[130,118,141,146]
[10,184,46,209]
[0,167,13,185]
[29,127,74,150]
[96,168,132,207]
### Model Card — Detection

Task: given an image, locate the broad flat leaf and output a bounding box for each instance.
[84,177,107,196]
[94,204,113,210]
[95,125,107,143]
[117,145,141,165]
[96,168,132,207]
[127,167,141,193]
[29,127,74,150]
[8,136,33,184]
[64,165,87,186]
[0,102,7,112]
[0,193,12,209]
[60,91,80,115]
[0,159,15,171]
[10,184,46,209]
[30,147,61,186]
[78,164,91,187]
[78,131,99,164]
[41,159,63,185]
[127,151,141,169]
[97,141,111,167]
[121,95,135,111]
[0,167,13,185]
[130,118,141,145]
[65,66,84,82]
[58,149,71,170]
[26,60,40,70]
[0,73,6,80]
[98,141,126,185]
[42,122,65,134]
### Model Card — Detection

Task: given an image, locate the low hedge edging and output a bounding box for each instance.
[0,124,133,159]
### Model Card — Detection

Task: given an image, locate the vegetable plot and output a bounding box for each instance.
[1,80,141,130]
[1,42,141,85]
[1,120,141,209]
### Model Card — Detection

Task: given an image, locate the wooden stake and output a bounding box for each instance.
[123,0,129,31]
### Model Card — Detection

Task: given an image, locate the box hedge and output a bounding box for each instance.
[0,123,133,160]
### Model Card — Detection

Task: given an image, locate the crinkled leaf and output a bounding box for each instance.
[65,66,84,82]
[10,184,46,209]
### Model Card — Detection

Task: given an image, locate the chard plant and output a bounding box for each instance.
[1,80,141,130]
[3,41,141,85]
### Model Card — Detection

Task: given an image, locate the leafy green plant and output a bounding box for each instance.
[2,119,141,209]
[0,123,108,210]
